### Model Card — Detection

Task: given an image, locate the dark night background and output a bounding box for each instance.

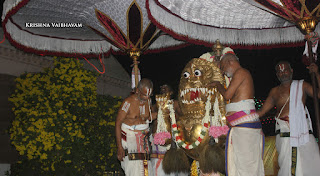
[115,45,309,99]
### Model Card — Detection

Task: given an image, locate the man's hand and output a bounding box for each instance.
[117,146,125,161]
[307,63,319,74]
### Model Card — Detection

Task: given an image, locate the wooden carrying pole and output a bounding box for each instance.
[297,16,320,149]
[307,39,320,149]
[133,56,139,88]
[129,48,141,88]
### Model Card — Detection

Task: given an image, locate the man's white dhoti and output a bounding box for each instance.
[121,123,152,176]
[275,80,320,176]
[276,118,320,176]
[225,108,265,176]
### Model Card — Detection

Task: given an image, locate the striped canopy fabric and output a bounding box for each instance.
[147,0,320,48]
[1,0,185,57]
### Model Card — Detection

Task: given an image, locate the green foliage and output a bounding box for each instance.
[8,57,122,175]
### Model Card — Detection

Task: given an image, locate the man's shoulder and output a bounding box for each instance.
[123,94,137,103]
[300,79,312,90]
[233,67,252,81]
[235,67,250,75]
[268,86,284,99]
[270,86,279,93]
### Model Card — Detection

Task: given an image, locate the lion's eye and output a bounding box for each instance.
[194,70,201,77]
[183,72,190,78]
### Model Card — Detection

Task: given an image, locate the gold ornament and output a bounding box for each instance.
[191,160,199,176]
[177,58,226,159]
[212,39,224,61]
[297,16,318,35]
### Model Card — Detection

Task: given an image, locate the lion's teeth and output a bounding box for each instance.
[203,88,206,94]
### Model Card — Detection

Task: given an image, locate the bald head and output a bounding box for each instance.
[136,78,153,101]
[220,53,240,78]
[138,78,153,92]
[221,53,239,62]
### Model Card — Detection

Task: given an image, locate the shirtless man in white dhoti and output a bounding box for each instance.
[115,78,157,176]
[208,48,265,176]
[258,61,320,176]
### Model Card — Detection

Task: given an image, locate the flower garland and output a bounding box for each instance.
[199,52,215,62]
[153,101,172,145]
[155,92,228,149]
[171,96,211,150]
[209,126,229,139]
[156,106,167,133]
[209,97,229,141]
[153,132,171,145]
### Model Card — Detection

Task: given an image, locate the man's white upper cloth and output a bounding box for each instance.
[289,80,313,147]
[275,80,320,176]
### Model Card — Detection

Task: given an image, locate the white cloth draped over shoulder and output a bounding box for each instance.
[275,80,320,176]
[289,80,313,147]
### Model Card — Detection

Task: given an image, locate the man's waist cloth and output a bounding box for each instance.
[227,109,260,126]
[275,130,313,137]
[124,149,150,160]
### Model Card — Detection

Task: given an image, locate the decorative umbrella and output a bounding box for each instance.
[147,0,320,48]
[148,0,320,149]
[1,0,187,86]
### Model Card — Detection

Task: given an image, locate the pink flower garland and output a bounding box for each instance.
[209,125,229,138]
[153,132,171,145]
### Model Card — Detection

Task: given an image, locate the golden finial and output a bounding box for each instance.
[212,39,224,61]
[297,16,318,35]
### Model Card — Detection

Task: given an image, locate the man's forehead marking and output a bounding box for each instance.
[278,64,285,72]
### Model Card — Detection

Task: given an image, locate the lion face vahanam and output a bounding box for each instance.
[177,58,226,159]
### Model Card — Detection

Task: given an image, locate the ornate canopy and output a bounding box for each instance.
[147,0,320,48]
[1,0,186,57]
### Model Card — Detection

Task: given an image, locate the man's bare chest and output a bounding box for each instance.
[275,87,290,107]
[127,103,150,120]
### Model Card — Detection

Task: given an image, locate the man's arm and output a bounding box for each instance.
[208,69,245,100]
[173,100,183,116]
[305,63,320,98]
[115,101,128,161]
[257,88,276,119]
[150,112,158,121]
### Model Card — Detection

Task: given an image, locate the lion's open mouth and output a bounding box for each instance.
[180,87,214,104]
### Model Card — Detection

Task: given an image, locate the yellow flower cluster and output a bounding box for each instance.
[9,57,117,174]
